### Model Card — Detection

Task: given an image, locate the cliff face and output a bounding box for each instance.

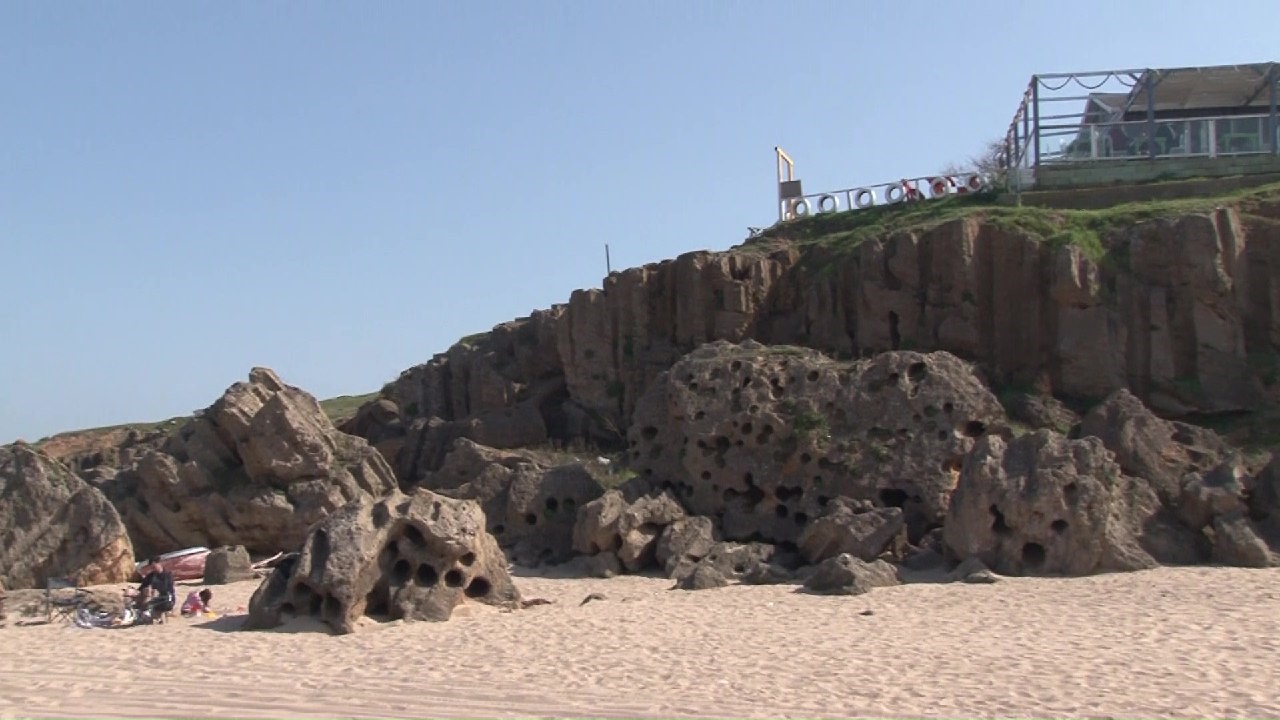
[351,192,1280,483]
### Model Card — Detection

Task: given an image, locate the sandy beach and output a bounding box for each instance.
[1,566,1278,719]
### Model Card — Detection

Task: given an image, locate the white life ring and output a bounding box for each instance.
[884,184,905,204]
[816,194,839,214]
[790,198,812,217]
[852,188,875,209]
[929,177,949,197]
[966,174,984,192]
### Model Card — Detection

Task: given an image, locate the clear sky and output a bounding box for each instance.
[3,1,1277,443]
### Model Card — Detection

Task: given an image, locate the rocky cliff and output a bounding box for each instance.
[349,186,1280,485]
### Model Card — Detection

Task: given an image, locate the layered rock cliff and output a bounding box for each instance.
[349,187,1280,485]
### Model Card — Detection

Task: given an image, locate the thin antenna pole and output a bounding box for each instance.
[605,243,612,275]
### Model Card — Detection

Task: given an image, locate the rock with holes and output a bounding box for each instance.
[103,368,398,558]
[628,341,1006,547]
[655,516,718,578]
[943,430,1192,576]
[673,541,791,588]
[803,554,900,596]
[1246,454,1280,551]
[245,488,519,633]
[1080,389,1231,506]
[0,443,136,589]
[797,497,907,564]
[424,438,605,566]
[572,488,686,572]
[204,545,256,584]
[1002,393,1080,434]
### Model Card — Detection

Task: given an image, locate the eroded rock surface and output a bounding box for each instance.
[0,443,135,589]
[628,342,1005,544]
[106,368,398,557]
[246,488,519,633]
[943,431,1192,575]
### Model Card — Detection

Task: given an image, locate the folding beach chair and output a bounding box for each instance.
[45,577,90,623]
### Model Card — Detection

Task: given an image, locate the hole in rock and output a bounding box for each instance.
[307,590,322,616]
[879,489,909,508]
[323,595,342,620]
[888,373,900,386]
[701,470,712,480]
[733,564,746,574]
[564,498,576,513]
[403,525,426,548]
[279,602,296,617]
[372,503,390,529]
[492,524,506,536]
[937,431,949,441]
[392,559,412,584]
[943,402,954,414]
[641,426,659,440]
[989,505,1012,536]
[694,411,706,421]
[364,585,389,616]
[793,512,809,526]
[461,552,476,566]
[465,577,492,598]
[741,422,754,435]
[817,495,831,507]
[416,564,439,585]
[807,370,820,382]
[689,382,699,391]
[742,376,752,388]
[545,497,559,512]
[745,485,766,508]
[1064,483,1079,501]
[524,513,538,526]
[311,529,330,565]
[907,362,927,383]
[445,570,464,587]
[716,436,731,450]
[731,360,742,372]
[924,405,939,417]
[1051,519,1068,534]
[1021,542,1046,569]
[962,420,986,438]
[888,311,901,350]
[800,453,812,464]
[612,535,624,551]
[723,488,740,502]
[744,472,755,485]
[775,505,789,518]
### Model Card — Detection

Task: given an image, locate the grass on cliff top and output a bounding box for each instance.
[747,180,1280,263]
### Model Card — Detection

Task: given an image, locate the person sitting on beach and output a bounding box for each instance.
[136,557,176,619]
[180,589,213,618]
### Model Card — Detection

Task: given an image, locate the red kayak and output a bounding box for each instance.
[132,547,211,581]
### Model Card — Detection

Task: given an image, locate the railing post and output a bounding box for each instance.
[1146,70,1157,160]
[1090,125,1098,159]
[1270,63,1278,155]
[1031,77,1040,168]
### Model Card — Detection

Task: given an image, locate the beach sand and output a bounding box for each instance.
[2,565,1278,719]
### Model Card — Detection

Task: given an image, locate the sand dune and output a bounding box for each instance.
[2,566,1279,719]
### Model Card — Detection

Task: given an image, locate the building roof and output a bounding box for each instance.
[1125,63,1277,112]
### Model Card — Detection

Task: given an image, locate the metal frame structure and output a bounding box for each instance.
[1001,62,1280,189]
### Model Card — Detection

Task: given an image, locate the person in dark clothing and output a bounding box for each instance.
[136,558,176,619]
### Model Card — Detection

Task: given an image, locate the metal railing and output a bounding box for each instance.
[778,172,990,222]
[1040,114,1276,163]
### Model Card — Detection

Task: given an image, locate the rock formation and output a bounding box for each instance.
[245,488,519,633]
[105,368,398,557]
[572,487,687,572]
[627,342,1005,544]
[803,554,900,595]
[342,202,1280,496]
[425,438,605,565]
[943,430,1194,575]
[0,443,135,589]
[203,545,256,584]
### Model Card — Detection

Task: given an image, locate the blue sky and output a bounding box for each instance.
[3,1,1277,442]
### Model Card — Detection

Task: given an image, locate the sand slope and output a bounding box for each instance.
[2,566,1279,719]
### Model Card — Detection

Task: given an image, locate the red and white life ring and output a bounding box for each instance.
[966,174,984,192]
[929,177,949,197]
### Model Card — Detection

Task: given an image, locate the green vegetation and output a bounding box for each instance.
[318,392,380,424]
[746,181,1280,270]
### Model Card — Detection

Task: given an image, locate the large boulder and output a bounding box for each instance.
[245,488,520,633]
[0,443,135,589]
[797,497,907,564]
[1079,389,1230,505]
[628,342,1006,544]
[943,430,1196,576]
[203,545,256,585]
[673,541,791,590]
[105,368,399,558]
[803,555,900,596]
[572,487,686,572]
[655,516,718,578]
[427,438,605,566]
